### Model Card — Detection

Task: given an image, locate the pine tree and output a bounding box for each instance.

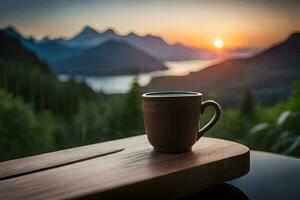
[240,88,254,120]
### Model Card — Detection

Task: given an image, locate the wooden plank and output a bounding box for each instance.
[0,135,249,199]
[0,137,131,180]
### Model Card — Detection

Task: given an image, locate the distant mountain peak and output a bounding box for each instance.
[287,32,300,42]
[80,25,99,35]
[143,34,165,42]
[144,34,157,38]
[2,26,21,38]
[40,36,51,43]
[70,25,100,41]
[102,28,117,34]
[3,26,17,32]
[127,32,139,37]
[277,32,300,49]
[172,42,185,48]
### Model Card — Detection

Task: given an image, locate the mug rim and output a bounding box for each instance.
[142,91,202,98]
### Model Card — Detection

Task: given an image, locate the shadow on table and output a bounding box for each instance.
[181,183,248,200]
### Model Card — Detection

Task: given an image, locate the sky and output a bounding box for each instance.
[0,0,299,49]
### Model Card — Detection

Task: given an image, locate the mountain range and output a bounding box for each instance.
[56,26,216,61]
[2,26,220,75]
[145,32,300,106]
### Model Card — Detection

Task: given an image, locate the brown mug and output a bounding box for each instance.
[142,91,221,153]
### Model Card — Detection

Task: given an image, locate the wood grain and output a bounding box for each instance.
[0,135,249,199]
[0,137,131,180]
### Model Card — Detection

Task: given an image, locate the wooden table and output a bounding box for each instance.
[0,135,249,199]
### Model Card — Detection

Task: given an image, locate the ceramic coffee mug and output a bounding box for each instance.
[142,91,221,153]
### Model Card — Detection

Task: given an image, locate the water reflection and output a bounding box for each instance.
[181,183,248,200]
[57,59,220,94]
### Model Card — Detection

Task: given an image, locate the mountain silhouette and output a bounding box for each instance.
[145,32,300,105]
[0,29,50,74]
[64,26,120,49]
[56,40,166,75]
[2,26,80,65]
[3,26,22,39]
[37,41,82,69]
[77,26,100,37]
[3,26,40,53]
[48,25,217,61]
[122,32,216,61]
[1,25,261,76]
[0,30,96,117]
[1,26,165,75]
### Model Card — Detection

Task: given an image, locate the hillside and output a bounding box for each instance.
[56,40,167,75]
[0,30,96,116]
[37,41,82,64]
[0,29,51,74]
[145,33,300,106]
[0,29,146,161]
[2,27,82,66]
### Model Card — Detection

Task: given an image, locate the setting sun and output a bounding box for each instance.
[214,38,224,49]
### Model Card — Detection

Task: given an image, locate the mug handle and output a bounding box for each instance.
[197,100,221,140]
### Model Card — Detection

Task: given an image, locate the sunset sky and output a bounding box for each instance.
[0,0,299,49]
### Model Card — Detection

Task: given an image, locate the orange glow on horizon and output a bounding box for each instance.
[162,32,248,49]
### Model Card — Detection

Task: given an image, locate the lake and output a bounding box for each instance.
[58,59,220,94]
